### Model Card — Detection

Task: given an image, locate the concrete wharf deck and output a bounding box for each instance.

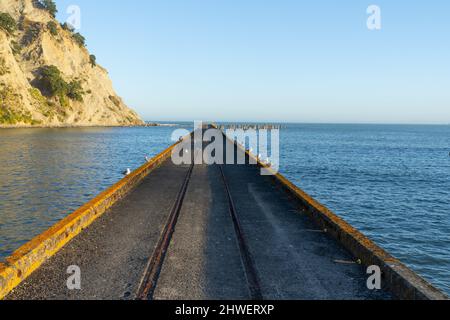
[2,128,447,300]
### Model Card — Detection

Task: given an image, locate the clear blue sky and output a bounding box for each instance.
[55,0,450,124]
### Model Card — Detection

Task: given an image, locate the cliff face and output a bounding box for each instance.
[0,0,143,127]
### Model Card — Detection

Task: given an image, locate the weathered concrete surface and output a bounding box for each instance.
[7,160,191,300]
[153,164,250,300]
[222,131,448,300]
[7,128,444,300]
[0,137,180,300]
[153,138,391,300]
[222,162,389,299]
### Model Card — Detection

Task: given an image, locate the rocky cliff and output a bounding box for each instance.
[0,0,143,127]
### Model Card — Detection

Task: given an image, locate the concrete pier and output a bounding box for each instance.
[2,128,447,300]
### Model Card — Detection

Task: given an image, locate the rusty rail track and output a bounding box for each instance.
[136,150,263,300]
[219,165,263,300]
[136,161,195,300]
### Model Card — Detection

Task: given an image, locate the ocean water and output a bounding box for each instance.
[0,126,185,260]
[280,124,450,295]
[0,124,449,295]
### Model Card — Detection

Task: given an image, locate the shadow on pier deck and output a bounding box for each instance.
[1,128,447,300]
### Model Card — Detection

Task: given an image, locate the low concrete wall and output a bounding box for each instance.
[217,126,448,300]
[272,173,448,300]
[0,139,182,299]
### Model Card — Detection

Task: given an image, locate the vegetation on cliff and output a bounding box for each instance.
[0,12,16,34]
[46,21,57,36]
[0,85,40,125]
[36,65,85,102]
[37,0,58,18]
[0,0,143,127]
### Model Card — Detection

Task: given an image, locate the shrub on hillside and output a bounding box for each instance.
[47,21,58,36]
[23,23,43,46]
[38,65,68,97]
[72,32,86,47]
[39,0,58,18]
[59,22,87,48]
[67,80,84,102]
[61,22,74,32]
[0,12,17,34]
[0,85,39,125]
[89,54,96,67]
[36,66,85,103]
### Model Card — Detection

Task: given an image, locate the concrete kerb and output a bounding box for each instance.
[0,134,191,299]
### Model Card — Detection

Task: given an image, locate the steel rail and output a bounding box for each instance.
[136,160,195,300]
[219,164,263,300]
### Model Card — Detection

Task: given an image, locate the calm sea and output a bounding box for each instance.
[0,124,449,295]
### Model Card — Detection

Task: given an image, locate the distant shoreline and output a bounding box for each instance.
[0,123,179,129]
[1,122,449,129]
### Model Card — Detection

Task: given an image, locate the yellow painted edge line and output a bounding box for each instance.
[0,136,186,300]
[214,124,448,300]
